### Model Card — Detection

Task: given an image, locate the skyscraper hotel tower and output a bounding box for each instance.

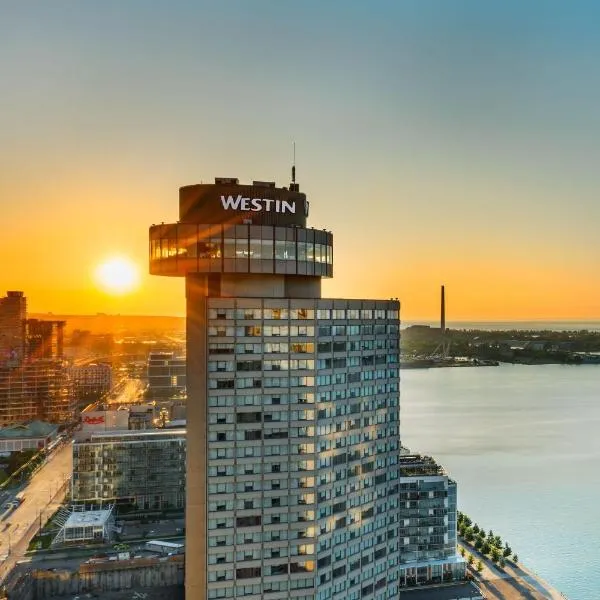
[150,177,401,600]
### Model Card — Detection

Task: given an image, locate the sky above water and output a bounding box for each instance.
[2,1,600,319]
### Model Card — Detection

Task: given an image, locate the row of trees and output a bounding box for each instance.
[458,511,518,568]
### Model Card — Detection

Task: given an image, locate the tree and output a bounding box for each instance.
[503,546,512,558]
[512,554,518,564]
[478,529,486,540]
[493,535,502,548]
[477,560,483,573]
[474,537,483,550]
[472,524,480,535]
[490,548,501,563]
[463,516,472,528]
[464,527,475,542]
[499,558,506,569]
[487,529,494,540]
[460,547,466,557]
[468,554,474,566]
[481,541,491,555]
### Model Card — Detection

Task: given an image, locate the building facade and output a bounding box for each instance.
[72,429,186,511]
[69,362,113,401]
[399,454,465,586]
[0,291,26,366]
[0,360,74,426]
[147,351,186,398]
[0,292,74,425]
[150,178,401,600]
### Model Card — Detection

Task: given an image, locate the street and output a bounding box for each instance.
[0,442,72,580]
[107,377,145,406]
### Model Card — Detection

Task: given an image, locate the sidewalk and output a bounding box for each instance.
[459,541,566,599]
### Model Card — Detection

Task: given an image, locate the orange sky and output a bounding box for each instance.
[2,3,600,321]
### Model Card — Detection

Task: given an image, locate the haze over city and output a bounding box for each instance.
[2,1,600,320]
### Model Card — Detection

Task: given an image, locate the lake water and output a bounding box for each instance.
[401,363,600,600]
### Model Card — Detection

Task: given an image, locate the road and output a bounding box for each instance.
[0,443,72,581]
[106,377,145,406]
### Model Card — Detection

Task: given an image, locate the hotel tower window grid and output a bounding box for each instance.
[150,178,401,600]
[204,300,400,600]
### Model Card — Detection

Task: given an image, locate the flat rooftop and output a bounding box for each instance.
[400,454,447,477]
[86,428,186,440]
[65,509,112,527]
[401,582,484,600]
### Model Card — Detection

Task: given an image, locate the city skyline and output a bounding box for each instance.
[3,1,600,320]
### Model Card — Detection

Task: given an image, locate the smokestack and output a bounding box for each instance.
[441,285,446,335]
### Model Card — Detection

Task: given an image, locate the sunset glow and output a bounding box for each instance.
[94,258,140,295]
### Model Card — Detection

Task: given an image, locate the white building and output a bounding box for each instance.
[53,505,115,545]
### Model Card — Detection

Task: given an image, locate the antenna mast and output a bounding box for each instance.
[290,141,299,191]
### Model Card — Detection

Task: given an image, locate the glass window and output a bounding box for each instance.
[264,307,288,320]
[298,242,307,261]
[249,239,261,259]
[223,238,236,258]
[236,238,248,258]
[286,240,296,260]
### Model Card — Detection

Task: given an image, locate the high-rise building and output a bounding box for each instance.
[0,292,73,425]
[26,318,65,360]
[0,291,27,365]
[150,178,401,600]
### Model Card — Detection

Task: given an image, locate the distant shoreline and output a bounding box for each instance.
[403,320,600,332]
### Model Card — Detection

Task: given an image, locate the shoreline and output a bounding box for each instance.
[458,540,567,599]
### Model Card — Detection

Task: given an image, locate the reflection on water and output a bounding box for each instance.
[401,363,600,600]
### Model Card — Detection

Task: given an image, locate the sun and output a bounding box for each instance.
[94,257,140,295]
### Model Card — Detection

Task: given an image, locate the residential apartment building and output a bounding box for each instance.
[0,360,73,426]
[0,291,74,425]
[72,428,186,511]
[150,177,401,600]
[399,454,465,586]
[69,362,113,401]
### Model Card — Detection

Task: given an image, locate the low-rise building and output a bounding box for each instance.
[72,428,186,512]
[0,420,59,452]
[146,351,185,399]
[53,505,115,546]
[399,453,465,587]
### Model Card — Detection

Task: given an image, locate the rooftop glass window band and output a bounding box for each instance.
[149,224,333,276]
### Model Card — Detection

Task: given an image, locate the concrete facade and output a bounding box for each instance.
[150,178,401,600]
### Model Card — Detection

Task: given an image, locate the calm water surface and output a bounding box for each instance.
[401,363,600,600]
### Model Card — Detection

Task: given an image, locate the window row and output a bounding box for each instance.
[209,308,313,320]
[208,326,315,337]
[152,238,332,264]
[208,444,314,459]
[208,393,314,407]
[208,308,398,320]
[209,376,315,389]
[209,359,316,372]
[209,342,314,355]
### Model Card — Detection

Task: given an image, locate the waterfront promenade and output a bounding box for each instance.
[459,542,566,599]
